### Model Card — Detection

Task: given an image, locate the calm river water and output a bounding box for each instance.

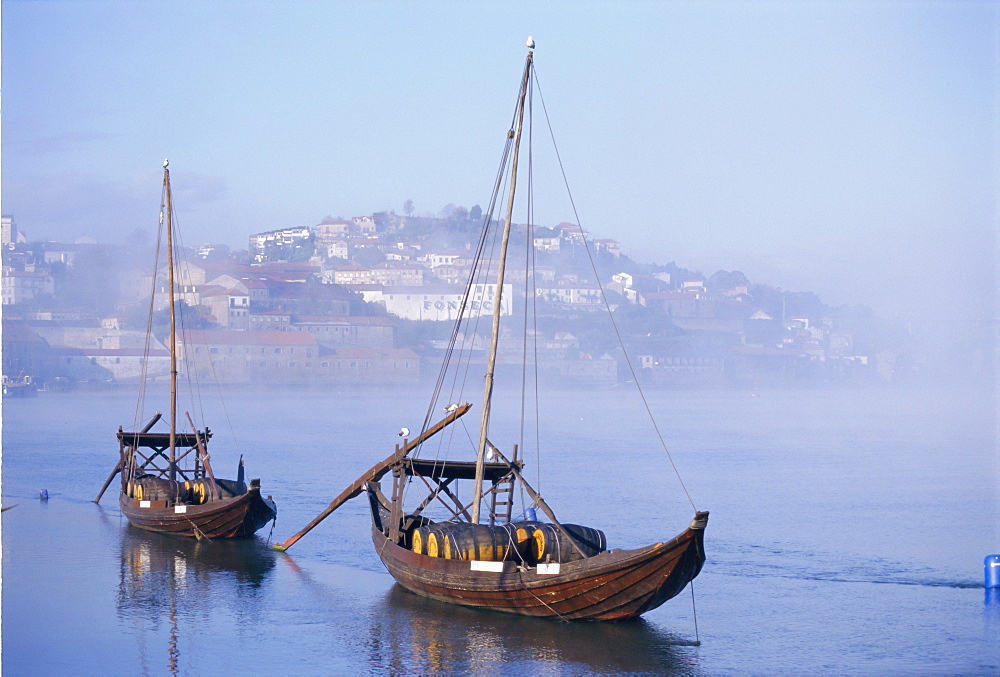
[2,383,997,674]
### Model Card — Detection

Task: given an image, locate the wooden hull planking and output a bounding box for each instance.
[368,489,707,621]
[119,488,276,539]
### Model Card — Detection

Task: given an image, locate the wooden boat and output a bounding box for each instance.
[2,373,37,397]
[95,161,276,539]
[274,39,707,621]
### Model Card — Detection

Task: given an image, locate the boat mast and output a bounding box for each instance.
[163,159,178,486]
[471,42,533,524]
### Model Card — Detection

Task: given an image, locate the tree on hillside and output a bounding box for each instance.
[707,270,750,293]
[352,246,386,268]
[151,300,214,340]
[783,291,825,321]
[57,248,118,314]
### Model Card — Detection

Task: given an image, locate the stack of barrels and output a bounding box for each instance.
[410,520,606,564]
[126,476,217,504]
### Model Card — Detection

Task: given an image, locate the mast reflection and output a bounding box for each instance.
[116,528,276,674]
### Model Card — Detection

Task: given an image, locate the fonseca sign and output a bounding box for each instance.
[377,284,513,321]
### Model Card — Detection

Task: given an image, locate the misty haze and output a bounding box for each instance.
[1,2,996,675]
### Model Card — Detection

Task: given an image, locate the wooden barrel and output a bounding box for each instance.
[532,523,607,563]
[183,479,210,504]
[442,524,515,561]
[510,521,544,563]
[135,477,176,502]
[425,523,462,558]
[411,525,431,555]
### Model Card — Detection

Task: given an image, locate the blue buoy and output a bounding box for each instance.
[985,555,1000,588]
[524,508,537,521]
[38,489,49,500]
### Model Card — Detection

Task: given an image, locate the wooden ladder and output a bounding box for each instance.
[488,444,518,526]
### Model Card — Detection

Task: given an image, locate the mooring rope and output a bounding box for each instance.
[516,568,570,622]
[266,514,277,546]
[689,579,701,645]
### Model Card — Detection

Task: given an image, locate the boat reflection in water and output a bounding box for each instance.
[116,528,275,675]
[374,585,699,674]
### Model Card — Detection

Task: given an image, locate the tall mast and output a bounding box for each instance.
[471,42,533,524]
[163,159,178,486]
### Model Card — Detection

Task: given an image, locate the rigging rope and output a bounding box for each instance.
[402,77,526,511]
[520,75,543,501]
[165,190,244,473]
[132,187,167,433]
[531,69,698,513]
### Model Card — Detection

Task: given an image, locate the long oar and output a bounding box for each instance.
[94,412,162,503]
[273,402,471,552]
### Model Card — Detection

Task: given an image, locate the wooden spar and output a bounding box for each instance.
[164,161,178,487]
[94,412,162,503]
[472,48,533,524]
[186,412,219,500]
[486,443,588,560]
[272,402,472,551]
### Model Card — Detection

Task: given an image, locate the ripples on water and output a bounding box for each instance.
[2,385,997,674]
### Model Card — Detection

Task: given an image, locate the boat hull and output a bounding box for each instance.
[119,488,277,539]
[368,488,707,621]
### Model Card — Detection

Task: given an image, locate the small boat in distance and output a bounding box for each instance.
[274,39,708,621]
[94,161,276,539]
[2,373,37,398]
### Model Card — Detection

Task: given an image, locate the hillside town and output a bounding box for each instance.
[2,210,917,392]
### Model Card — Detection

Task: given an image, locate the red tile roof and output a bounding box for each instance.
[179,330,317,346]
[291,315,395,326]
[327,347,418,359]
[51,346,170,357]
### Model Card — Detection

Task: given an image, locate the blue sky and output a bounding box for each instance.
[3,0,997,316]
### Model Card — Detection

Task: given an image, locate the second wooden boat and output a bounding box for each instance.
[95,161,276,539]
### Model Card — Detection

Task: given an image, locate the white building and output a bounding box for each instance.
[594,239,622,257]
[1,216,18,246]
[201,288,251,330]
[249,227,312,262]
[362,284,512,321]
[532,234,560,252]
[352,216,377,234]
[326,241,349,260]
[535,283,603,307]
[2,270,55,305]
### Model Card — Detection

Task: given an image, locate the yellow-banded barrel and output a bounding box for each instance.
[510,521,543,562]
[411,525,431,555]
[134,477,175,502]
[425,523,462,558]
[441,524,516,561]
[531,523,607,563]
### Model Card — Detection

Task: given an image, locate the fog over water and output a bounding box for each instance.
[1,383,997,673]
